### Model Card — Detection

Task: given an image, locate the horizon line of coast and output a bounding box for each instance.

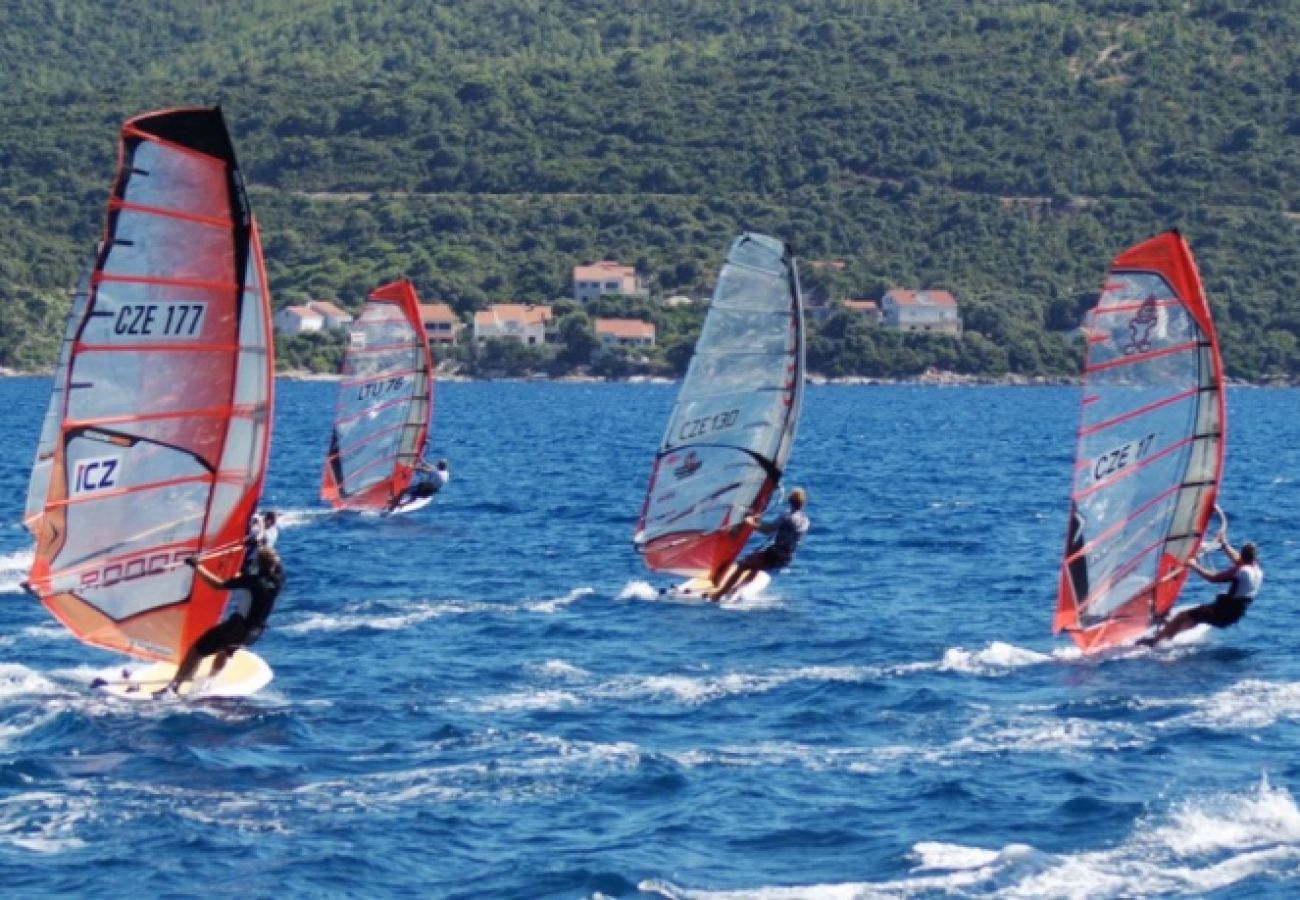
[0,365,1281,387]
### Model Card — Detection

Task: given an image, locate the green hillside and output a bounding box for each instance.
[1,0,1296,378]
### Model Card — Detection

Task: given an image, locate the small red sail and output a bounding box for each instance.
[321,280,434,511]
[634,233,805,583]
[25,108,274,663]
[1054,231,1225,652]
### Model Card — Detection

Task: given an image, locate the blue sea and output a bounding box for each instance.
[1,378,1299,898]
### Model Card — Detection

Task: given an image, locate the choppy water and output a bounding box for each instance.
[1,378,1299,898]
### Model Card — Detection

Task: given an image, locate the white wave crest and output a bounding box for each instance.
[525,586,594,613]
[530,659,591,680]
[271,507,331,530]
[1164,679,1300,731]
[0,548,33,594]
[0,791,92,854]
[618,580,661,601]
[938,641,1054,676]
[642,778,1300,899]
[281,600,496,634]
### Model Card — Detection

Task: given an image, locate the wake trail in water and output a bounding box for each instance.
[641,778,1300,899]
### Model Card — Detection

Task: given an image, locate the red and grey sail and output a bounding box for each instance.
[25,108,274,663]
[1054,231,1225,652]
[24,252,95,535]
[321,279,434,511]
[634,233,804,580]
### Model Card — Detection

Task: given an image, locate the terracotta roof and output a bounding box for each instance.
[842,299,880,312]
[307,300,351,318]
[883,289,958,307]
[573,261,636,282]
[809,259,846,270]
[279,305,323,320]
[474,304,553,328]
[594,317,655,339]
[418,303,457,323]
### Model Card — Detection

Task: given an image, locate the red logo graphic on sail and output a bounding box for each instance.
[1122,294,1159,355]
[673,451,703,480]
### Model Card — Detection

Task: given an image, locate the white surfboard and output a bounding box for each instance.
[388,494,435,516]
[92,649,273,700]
[667,570,772,604]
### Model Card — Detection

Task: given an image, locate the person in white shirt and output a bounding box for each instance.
[391,458,449,509]
[1139,540,1262,646]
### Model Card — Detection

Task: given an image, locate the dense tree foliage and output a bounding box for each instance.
[1,1,1296,379]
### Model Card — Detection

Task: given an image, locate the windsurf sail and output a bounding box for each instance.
[634,232,804,581]
[25,107,274,664]
[320,279,434,511]
[1054,231,1225,652]
[24,251,95,535]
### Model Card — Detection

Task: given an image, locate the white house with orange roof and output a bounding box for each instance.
[842,299,883,325]
[419,303,460,345]
[572,261,647,304]
[306,300,354,330]
[880,289,961,335]
[273,304,324,335]
[594,317,656,348]
[473,304,553,346]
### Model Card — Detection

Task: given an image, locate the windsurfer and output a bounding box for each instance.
[392,458,449,509]
[1138,541,1262,647]
[156,546,285,696]
[709,488,810,600]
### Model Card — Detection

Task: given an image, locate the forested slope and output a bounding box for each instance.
[1,0,1296,377]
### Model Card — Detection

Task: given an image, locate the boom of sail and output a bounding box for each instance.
[1054,231,1225,652]
[25,107,274,663]
[634,232,804,581]
[321,279,434,511]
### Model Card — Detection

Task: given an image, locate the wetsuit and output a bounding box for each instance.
[738,509,810,572]
[171,568,284,685]
[1186,562,1263,629]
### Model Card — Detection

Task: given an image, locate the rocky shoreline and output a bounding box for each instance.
[3,366,1282,387]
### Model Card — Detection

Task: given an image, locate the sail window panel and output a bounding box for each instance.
[1082,505,1175,621]
[52,437,208,615]
[81,279,235,346]
[1076,448,1188,548]
[67,346,234,426]
[685,348,794,397]
[336,371,418,428]
[713,262,791,312]
[337,406,411,492]
[1184,436,1219,486]
[642,447,768,542]
[207,415,261,541]
[725,233,789,276]
[693,307,793,356]
[121,140,232,221]
[103,208,236,283]
[26,261,88,528]
[1074,394,1197,496]
[1085,279,1196,373]
[668,390,789,459]
[232,346,270,409]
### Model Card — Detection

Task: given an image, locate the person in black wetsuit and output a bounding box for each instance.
[157,546,285,695]
[1138,541,1263,647]
[709,487,810,600]
[390,458,450,510]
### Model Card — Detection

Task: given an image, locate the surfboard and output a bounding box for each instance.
[389,494,435,516]
[92,649,273,700]
[668,570,772,603]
